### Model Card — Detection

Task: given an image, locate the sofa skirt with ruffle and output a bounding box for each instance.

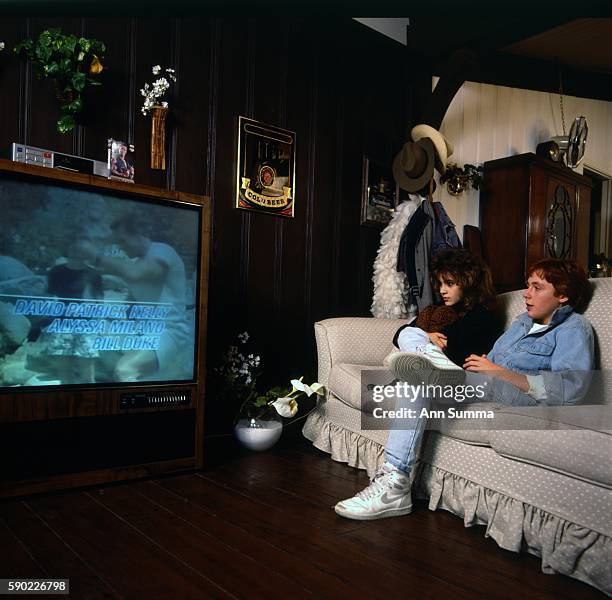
[303,410,612,596]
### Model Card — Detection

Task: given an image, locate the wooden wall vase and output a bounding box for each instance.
[150,105,169,170]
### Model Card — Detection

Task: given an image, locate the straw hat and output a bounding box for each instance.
[411,124,454,174]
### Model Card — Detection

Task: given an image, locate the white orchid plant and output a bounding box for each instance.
[215,331,325,422]
[140,65,177,116]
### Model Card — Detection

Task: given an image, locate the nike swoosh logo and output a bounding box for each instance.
[380,491,408,504]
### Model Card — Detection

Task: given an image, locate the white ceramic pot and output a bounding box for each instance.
[234,417,283,451]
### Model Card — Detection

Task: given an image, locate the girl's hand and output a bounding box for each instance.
[463,354,504,372]
[428,332,447,349]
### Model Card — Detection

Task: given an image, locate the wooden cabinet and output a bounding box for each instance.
[0,161,211,498]
[480,152,592,292]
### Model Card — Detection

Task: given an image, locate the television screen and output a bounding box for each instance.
[0,175,201,388]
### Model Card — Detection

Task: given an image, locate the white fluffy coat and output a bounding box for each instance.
[371,197,422,319]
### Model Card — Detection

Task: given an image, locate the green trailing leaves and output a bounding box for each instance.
[14,28,105,133]
[71,71,86,92]
[57,115,76,134]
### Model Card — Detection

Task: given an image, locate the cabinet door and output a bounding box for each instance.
[545,177,576,260]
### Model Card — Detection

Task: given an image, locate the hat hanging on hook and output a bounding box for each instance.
[392,138,436,193]
[411,124,454,175]
[393,124,454,194]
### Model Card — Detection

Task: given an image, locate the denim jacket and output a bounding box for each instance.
[487,305,594,406]
[431,201,461,257]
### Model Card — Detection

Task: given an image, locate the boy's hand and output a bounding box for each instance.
[428,332,448,349]
[463,354,530,392]
[463,354,503,371]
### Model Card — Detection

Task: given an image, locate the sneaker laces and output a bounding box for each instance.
[355,465,396,501]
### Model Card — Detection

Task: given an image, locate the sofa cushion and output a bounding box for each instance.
[328,363,390,412]
[583,278,612,371]
[489,406,612,488]
[435,405,497,446]
[329,362,496,445]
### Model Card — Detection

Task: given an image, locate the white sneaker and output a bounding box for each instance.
[388,345,465,387]
[334,463,412,520]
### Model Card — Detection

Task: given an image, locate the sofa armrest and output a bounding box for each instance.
[315,317,412,386]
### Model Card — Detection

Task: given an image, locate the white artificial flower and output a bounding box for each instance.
[290,378,305,392]
[141,65,177,115]
[310,382,325,396]
[272,397,298,418]
[290,377,324,396]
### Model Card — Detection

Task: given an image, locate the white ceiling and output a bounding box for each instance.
[353,18,410,46]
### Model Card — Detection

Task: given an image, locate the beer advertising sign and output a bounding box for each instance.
[236,116,296,217]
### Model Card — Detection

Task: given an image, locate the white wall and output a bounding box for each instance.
[433,80,612,238]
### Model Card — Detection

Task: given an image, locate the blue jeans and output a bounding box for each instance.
[385,328,537,473]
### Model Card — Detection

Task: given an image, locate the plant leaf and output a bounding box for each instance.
[78,37,91,53]
[44,62,59,76]
[71,71,86,91]
[63,98,82,114]
[64,35,77,55]
[57,114,76,133]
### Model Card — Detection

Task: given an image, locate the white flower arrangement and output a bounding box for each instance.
[215,331,324,422]
[140,65,177,116]
[215,331,262,389]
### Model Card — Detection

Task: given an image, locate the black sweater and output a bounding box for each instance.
[393,303,503,367]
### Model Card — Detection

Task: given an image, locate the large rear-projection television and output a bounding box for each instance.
[0,160,210,497]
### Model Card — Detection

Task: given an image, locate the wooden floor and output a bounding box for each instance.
[0,436,606,600]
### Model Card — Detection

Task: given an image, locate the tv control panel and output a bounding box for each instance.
[119,390,192,410]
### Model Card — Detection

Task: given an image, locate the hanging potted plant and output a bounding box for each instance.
[14,28,105,134]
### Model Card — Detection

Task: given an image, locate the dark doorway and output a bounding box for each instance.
[584,167,611,277]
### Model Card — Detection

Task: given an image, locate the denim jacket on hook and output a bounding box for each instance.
[487,305,595,406]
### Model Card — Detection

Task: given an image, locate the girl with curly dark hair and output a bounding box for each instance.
[392,248,502,367]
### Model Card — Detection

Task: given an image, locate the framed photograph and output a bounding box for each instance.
[361,156,398,226]
[236,116,296,217]
[107,139,135,183]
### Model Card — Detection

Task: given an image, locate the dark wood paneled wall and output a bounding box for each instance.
[0,17,411,433]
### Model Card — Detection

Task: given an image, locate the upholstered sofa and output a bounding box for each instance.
[303,278,612,595]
